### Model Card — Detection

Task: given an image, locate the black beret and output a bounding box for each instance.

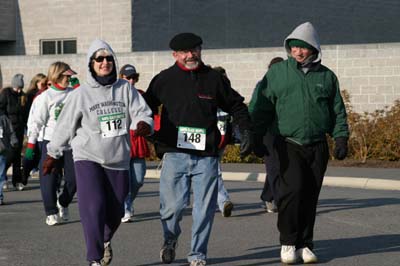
[169,32,203,51]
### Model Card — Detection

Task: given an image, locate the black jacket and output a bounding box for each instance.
[0,87,26,136]
[144,63,251,157]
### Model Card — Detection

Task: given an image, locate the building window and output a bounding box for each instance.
[40,39,77,55]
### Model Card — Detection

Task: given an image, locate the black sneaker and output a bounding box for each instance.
[160,239,177,264]
[222,201,234,217]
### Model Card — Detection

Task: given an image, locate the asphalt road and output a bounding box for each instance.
[1,178,399,266]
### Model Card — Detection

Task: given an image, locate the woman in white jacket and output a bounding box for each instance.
[26,62,77,226]
[43,39,153,266]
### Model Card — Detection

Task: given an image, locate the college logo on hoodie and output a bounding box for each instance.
[89,100,126,115]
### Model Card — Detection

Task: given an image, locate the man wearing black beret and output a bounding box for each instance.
[144,32,254,266]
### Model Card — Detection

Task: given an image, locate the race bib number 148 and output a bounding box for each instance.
[177,126,206,151]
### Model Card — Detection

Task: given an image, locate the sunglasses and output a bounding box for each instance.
[126,74,139,80]
[93,56,113,63]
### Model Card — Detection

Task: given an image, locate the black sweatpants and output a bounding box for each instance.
[275,138,329,249]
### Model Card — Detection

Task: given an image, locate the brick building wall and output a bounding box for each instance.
[12,0,132,55]
[1,42,399,113]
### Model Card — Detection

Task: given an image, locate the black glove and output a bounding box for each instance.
[253,135,269,157]
[135,121,151,136]
[334,137,348,160]
[239,129,254,158]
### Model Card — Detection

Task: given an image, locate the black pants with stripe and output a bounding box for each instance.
[275,138,329,249]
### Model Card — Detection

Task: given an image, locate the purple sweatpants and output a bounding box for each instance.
[74,160,129,262]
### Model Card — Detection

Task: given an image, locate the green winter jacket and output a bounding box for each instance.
[249,57,349,145]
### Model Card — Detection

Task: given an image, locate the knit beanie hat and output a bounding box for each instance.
[11,73,24,88]
[287,39,314,50]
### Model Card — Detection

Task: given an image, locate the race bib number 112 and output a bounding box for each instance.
[177,126,206,151]
[99,113,127,138]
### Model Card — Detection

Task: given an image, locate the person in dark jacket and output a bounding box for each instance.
[249,22,349,264]
[0,111,18,204]
[144,32,253,266]
[0,73,26,190]
[258,57,284,213]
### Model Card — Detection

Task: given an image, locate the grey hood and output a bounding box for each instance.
[284,22,322,62]
[86,39,119,87]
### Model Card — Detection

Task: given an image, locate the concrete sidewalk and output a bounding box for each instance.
[146,162,400,191]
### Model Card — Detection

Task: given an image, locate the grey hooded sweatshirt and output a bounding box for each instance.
[47,39,153,170]
[284,21,322,70]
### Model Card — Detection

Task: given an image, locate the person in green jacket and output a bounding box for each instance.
[249,22,349,264]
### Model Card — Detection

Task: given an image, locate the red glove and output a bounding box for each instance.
[135,121,151,136]
[42,155,58,176]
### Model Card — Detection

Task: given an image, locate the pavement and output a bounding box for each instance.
[22,161,400,191]
[145,161,400,191]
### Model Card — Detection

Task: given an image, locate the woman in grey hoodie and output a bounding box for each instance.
[43,39,153,266]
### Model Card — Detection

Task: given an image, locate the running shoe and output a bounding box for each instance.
[121,210,133,223]
[281,245,298,264]
[160,239,177,264]
[297,247,318,263]
[46,214,60,226]
[190,259,206,266]
[222,201,234,217]
[57,200,69,221]
[101,241,112,265]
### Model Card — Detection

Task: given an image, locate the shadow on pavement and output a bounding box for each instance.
[317,197,400,215]
[316,234,400,263]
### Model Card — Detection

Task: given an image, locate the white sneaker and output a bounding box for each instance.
[46,214,60,226]
[101,241,113,265]
[280,245,298,264]
[297,247,318,263]
[2,181,9,191]
[16,183,25,191]
[190,259,206,266]
[121,210,133,223]
[57,200,69,221]
[265,200,278,213]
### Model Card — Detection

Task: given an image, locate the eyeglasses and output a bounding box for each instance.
[93,56,113,63]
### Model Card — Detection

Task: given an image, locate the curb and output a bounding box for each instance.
[145,170,400,191]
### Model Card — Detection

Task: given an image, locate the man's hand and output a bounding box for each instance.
[334,137,348,160]
[253,135,269,157]
[42,155,58,176]
[239,130,254,158]
[135,121,151,136]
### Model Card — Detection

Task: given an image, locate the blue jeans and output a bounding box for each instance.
[216,148,230,211]
[160,152,218,262]
[217,160,231,212]
[0,154,6,200]
[124,158,146,213]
